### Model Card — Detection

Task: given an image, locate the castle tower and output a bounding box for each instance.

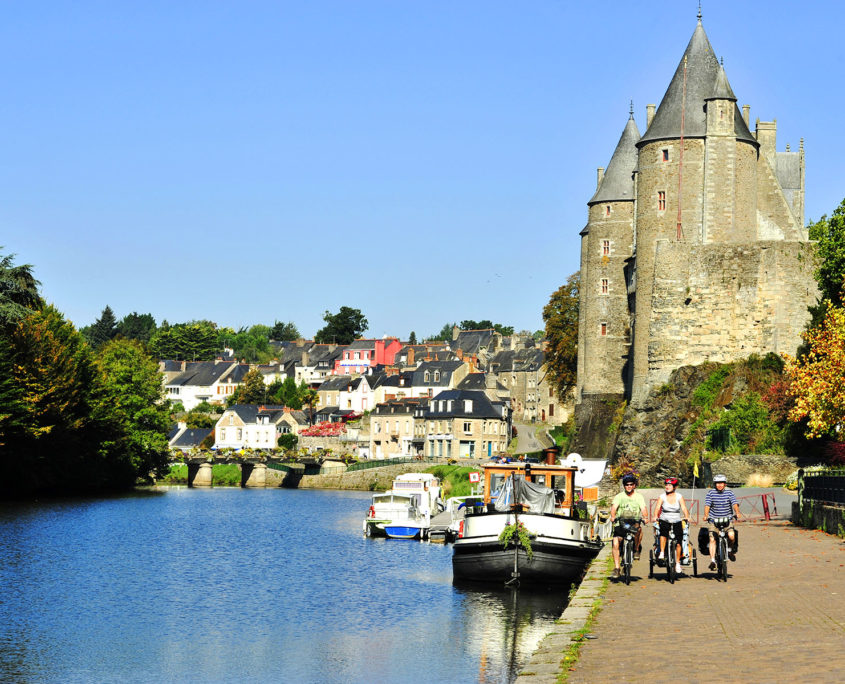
[577,108,639,401]
[576,14,817,415]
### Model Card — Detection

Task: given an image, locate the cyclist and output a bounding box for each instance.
[610,473,648,578]
[652,477,690,576]
[703,474,741,570]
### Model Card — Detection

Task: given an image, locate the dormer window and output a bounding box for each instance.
[434,371,440,382]
[464,399,473,412]
[424,371,430,383]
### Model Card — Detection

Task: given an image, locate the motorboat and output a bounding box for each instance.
[452,460,604,586]
[363,473,443,540]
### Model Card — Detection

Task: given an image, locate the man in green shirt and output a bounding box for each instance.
[610,473,648,578]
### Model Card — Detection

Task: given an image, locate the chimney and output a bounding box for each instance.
[408,348,415,366]
[284,407,291,413]
[755,119,777,165]
[646,104,655,127]
[452,325,460,341]
[742,104,750,127]
[543,445,561,466]
[596,167,605,188]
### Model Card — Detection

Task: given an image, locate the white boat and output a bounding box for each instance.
[452,461,604,586]
[363,473,443,540]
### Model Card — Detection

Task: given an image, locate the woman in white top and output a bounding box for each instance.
[652,477,690,575]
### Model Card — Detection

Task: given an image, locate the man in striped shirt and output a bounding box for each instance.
[703,474,742,570]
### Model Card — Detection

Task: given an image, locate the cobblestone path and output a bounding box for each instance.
[567,520,845,683]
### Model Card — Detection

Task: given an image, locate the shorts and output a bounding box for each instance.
[658,519,683,540]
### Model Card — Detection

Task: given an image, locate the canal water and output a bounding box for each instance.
[0,488,568,683]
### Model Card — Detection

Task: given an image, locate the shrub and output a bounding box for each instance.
[692,365,732,408]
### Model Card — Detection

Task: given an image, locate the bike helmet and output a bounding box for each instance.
[713,474,727,483]
[621,473,637,485]
[664,477,679,486]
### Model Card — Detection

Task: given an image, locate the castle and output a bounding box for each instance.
[576,14,818,410]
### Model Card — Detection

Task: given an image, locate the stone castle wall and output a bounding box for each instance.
[635,239,817,399]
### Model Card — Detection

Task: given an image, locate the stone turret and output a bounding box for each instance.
[577,108,639,401]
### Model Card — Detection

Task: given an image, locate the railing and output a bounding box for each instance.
[801,468,845,505]
[346,456,441,472]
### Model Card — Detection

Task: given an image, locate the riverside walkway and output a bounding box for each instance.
[563,519,845,683]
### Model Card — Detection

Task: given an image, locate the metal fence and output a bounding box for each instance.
[801,468,845,505]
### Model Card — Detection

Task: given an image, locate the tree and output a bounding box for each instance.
[149,321,219,360]
[315,306,368,345]
[0,249,43,330]
[278,433,298,451]
[267,376,302,408]
[270,320,300,341]
[117,312,157,343]
[408,331,417,345]
[301,387,319,425]
[543,272,579,399]
[85,305,118,349]
[785,303,845,438]
[808,198,845,306]
[235,368,267,404]
[429,322,457,341]
[95,339,172,480]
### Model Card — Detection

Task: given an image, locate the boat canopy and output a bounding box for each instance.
[493,475,555,514]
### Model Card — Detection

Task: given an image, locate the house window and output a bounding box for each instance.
[463,421,472,433]
[602,240,610,256]
[434,371,440,382]
[229,416,234,425]
[220,429,226,441]
[354,352,360,360]
[601,278,609,295]
[600,322,607,336]
[658,191,666,211]
[424,371,430,383]
[662,148,669,162]
[549,404,555,417]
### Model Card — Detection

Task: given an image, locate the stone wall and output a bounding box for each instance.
[792,500,845,538]
[637,239,817,401]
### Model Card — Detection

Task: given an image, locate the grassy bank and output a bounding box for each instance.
[160,464,243,486]
[425,465,477,497]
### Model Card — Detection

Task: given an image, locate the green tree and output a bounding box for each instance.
[808,198,845,306]
[219,325,273,363]
[150,321,219,360]
[84,305,118,349]
[0,306,120,494]
[236,368,267,404]
[267,376,303,408]
[0,249,43,330]
[543,272,579,399]
[117,312,157,343]
[278,433,298,450]
[315,306,368,345]
[95,339,172,479]
[429,322,457,341]
[270,320,300,341]
[408,331,417,345]
[301,387,319,425]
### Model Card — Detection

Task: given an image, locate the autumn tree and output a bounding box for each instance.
[542,272,579,399]
[784,304,845,438]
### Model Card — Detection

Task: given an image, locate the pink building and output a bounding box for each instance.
[334,338,402,375]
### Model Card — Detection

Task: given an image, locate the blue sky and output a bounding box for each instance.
[3,1,843,340]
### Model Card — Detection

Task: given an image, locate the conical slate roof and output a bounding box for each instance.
[707,62,737,101]
[638,20,755,146]
[589,112,640,205]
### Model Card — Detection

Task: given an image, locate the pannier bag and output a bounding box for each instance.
[697,527,710,555]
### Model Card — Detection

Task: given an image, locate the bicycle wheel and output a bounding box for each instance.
[667,539,676,584]
[624,541,632,585]
[648,548,654,578]
[692,549,698,577]
[718,538,728,582]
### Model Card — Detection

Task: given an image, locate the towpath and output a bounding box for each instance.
[566,519,845,683]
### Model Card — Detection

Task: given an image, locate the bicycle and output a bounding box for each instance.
[649,520,698,582]
[617,518,642,585]
[710,516,734,582]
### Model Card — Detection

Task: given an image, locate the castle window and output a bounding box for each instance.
[605,205,611,217]
[601,278,609,295]
[602,240,610,256]
[662,148,669,162]
[600,322,607,336]
[658,191,666,211]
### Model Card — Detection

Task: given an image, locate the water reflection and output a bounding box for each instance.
[453,584,569,683]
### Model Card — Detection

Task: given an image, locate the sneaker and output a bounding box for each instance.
[634,551,641,561]
[709,559,717,571]
[612,568,621,578]
[728,551,736,562]
[657,552,664,560]
[675,563,683,574]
